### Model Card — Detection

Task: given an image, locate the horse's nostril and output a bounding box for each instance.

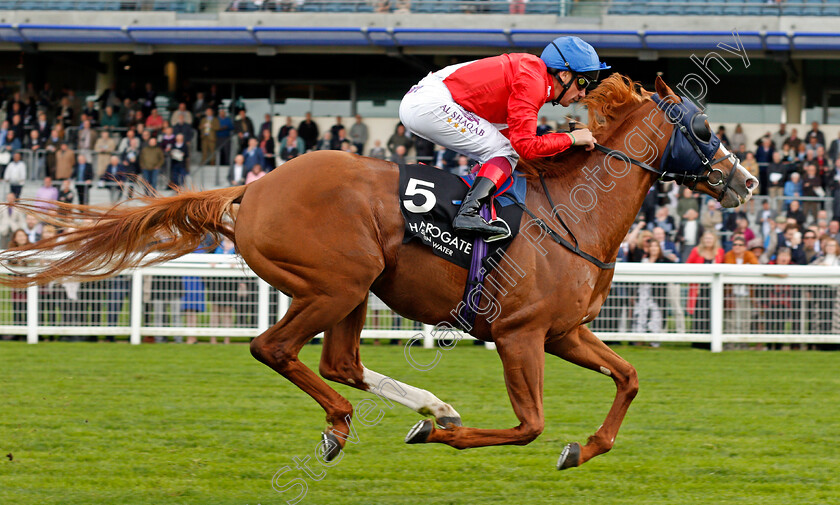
[745,178,757,190]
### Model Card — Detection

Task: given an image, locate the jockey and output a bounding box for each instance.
[399,36,609,238]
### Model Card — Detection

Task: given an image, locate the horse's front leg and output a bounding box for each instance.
[545,325,639,470]
[405,332,545,449]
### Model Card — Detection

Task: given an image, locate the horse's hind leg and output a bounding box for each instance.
[250,293,367,458]
[318,294,462,429]
[545,325,639,470]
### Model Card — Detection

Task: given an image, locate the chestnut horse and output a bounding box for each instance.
[0,75,756,470]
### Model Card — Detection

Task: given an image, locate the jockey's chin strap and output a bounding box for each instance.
[550,72,575,107]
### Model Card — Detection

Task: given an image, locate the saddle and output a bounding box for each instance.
[398,163,526,329]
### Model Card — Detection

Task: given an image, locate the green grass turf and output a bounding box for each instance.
[1,342,839,505]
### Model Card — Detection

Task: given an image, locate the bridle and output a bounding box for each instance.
[520,93,744,270]
[650,93,740,202]
[590,94,740,202]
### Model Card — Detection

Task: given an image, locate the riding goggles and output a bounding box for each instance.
[574,70,600,90]
[550,41,601,90]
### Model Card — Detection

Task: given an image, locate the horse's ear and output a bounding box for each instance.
[655,75,681,103]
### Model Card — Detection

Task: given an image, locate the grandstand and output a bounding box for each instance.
[0,0,837,189]
[0,0,838,16]
[0,0,838,124]
[1,0,838,194]
[0,0,839,348]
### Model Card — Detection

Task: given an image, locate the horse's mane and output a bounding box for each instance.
[583,73,648,137]
[517,73,649,179]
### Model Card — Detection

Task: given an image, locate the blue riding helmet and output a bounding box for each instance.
[540,36,610,105]
[540,36,611,82]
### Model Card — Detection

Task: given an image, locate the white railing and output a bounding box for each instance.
[590,263,840,352]
[3,256,840,352]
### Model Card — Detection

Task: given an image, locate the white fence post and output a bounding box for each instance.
[710,272,724,353]
[422,323,434,349]
[257,278,270,334]
[130,270,143,345]
[26,284,38,344]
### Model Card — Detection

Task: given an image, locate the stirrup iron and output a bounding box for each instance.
[483,217,511,242]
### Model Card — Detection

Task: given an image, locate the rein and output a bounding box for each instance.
[516,108,739,270]
[514,94,738,270]
[593,140,737,201]
[512,192,616,270]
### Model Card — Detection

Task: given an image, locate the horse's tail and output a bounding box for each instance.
[0,185,248,287]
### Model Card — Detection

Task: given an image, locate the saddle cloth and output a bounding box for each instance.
[398,163,526,270]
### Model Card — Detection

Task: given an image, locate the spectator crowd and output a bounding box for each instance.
[0,80,207,205]
[592,119,840,347]
[3,81,840,345]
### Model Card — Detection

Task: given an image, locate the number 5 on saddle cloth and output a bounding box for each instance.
[398,163,527,329]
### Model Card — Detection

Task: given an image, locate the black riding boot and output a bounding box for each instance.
[453,176,509,237]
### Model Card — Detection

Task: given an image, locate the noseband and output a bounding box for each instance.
[656,132,738,204]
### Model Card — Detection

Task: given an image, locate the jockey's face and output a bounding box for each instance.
[553,71,587,107]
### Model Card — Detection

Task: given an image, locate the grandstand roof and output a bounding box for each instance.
[0,3,839,56]
[2,25,840,53]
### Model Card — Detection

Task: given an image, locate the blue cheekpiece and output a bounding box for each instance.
[540,36,611,74]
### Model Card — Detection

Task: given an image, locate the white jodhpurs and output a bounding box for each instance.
[399,72,519,169]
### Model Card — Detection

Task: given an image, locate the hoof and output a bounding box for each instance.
[556,442,581,470]
[320,431,343,462]
[436,416,462,429]
[405,419,433,444]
